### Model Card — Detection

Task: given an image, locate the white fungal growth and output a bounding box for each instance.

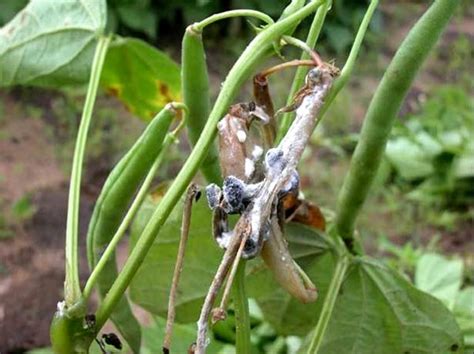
[217,231,233,249]
[245,158,255,178]
[217,119,226,132]
[252,145,264,160]
[57,301,66,316]
[236,130,247,143]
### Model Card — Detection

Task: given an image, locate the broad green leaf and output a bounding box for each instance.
[385,136,437,181]
[129,193,330,325]
[454,141,474,178]
[415,253,463,310]
[116,5,157,39]
[317,257,463,354]
[248,251,335,336]
[100,37,180,121]
[142,317,226,354]
[454,287,474,349]
[0,0,106,86]
[246,225,333,336]
[129,193,222,322]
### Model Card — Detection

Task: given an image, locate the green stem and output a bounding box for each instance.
[307,251,349,354]
[94,0,325,331]
[281,35,317,59]
[277,0,331,142]
[194,9,274,31]
[335,0,460,243]
[82,121,183,301]
[64,35,110,305]
[321,0,379,113]
[232,261,251,353]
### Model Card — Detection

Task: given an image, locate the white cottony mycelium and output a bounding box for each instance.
[244,158,255,178]
[248,67,334,240]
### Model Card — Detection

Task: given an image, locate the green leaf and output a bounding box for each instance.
[415,253,464,310]
[385,136,438,181]
[317,257,463,353]
[100,37,181,121]
[142,317,226,354]
[129,193,330,326]
[0,0,106,86]
[246,224,334,336]
[116,5,157,39]
[454,287,474,349]
[129,192,222,322]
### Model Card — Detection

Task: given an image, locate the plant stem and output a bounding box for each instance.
[94,0,325,332]
[232,261,251,354]
[194,10,274,31]
[282,36,320,62]
[307,249,349,354]
[277,0,331,142]
[163,183,200,352]
[335,0,460,243]
[82,112,185,301]
[64,35,110,305]
[321,0,379,113]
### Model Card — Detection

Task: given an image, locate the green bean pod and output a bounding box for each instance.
[181,25,222,184]
[86,106,176,353]
[335,0,461,244]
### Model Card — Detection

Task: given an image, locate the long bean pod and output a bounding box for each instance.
[86,104,177,353]
[335,0,461,244]
[182,26,221,184]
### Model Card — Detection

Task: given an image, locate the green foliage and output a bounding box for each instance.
[0,0,106,86]
[0,0,28,26]
[129,191,223,321]
[11,193,37,224]
[308,257,463,353]
[415,253,474,350]
[142,317,228,353]
[130,192,462,352]
[100,37,181,121]
[386,86,474,209]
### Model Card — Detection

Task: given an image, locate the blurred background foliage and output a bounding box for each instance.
[0,0,381,55]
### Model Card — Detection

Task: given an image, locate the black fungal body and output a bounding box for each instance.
[223,176,246,213]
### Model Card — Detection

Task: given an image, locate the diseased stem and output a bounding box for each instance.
[163,184,200,353]
[94,0,325,331]
[215,234,248,315]
[82,106,186,301]
[232,261,251,354]
[64,35,110,305]
[195,10,274,31]
[335,0,460,243]
[196,226,245,353]
[307,250,349,354]
[277,0,331,142]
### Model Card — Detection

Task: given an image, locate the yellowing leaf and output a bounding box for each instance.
[100,37,181,121]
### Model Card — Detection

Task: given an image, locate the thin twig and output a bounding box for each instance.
[212,229,250,322]
[259,59,316,78]
[195,215,252,353]
[163,183,200,353]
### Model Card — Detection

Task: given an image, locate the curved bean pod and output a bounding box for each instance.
[182,25,222,184]
[86,105,176,353]
[335,0,461,245]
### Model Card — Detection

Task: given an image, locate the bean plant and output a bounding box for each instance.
[0,0,466,353]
